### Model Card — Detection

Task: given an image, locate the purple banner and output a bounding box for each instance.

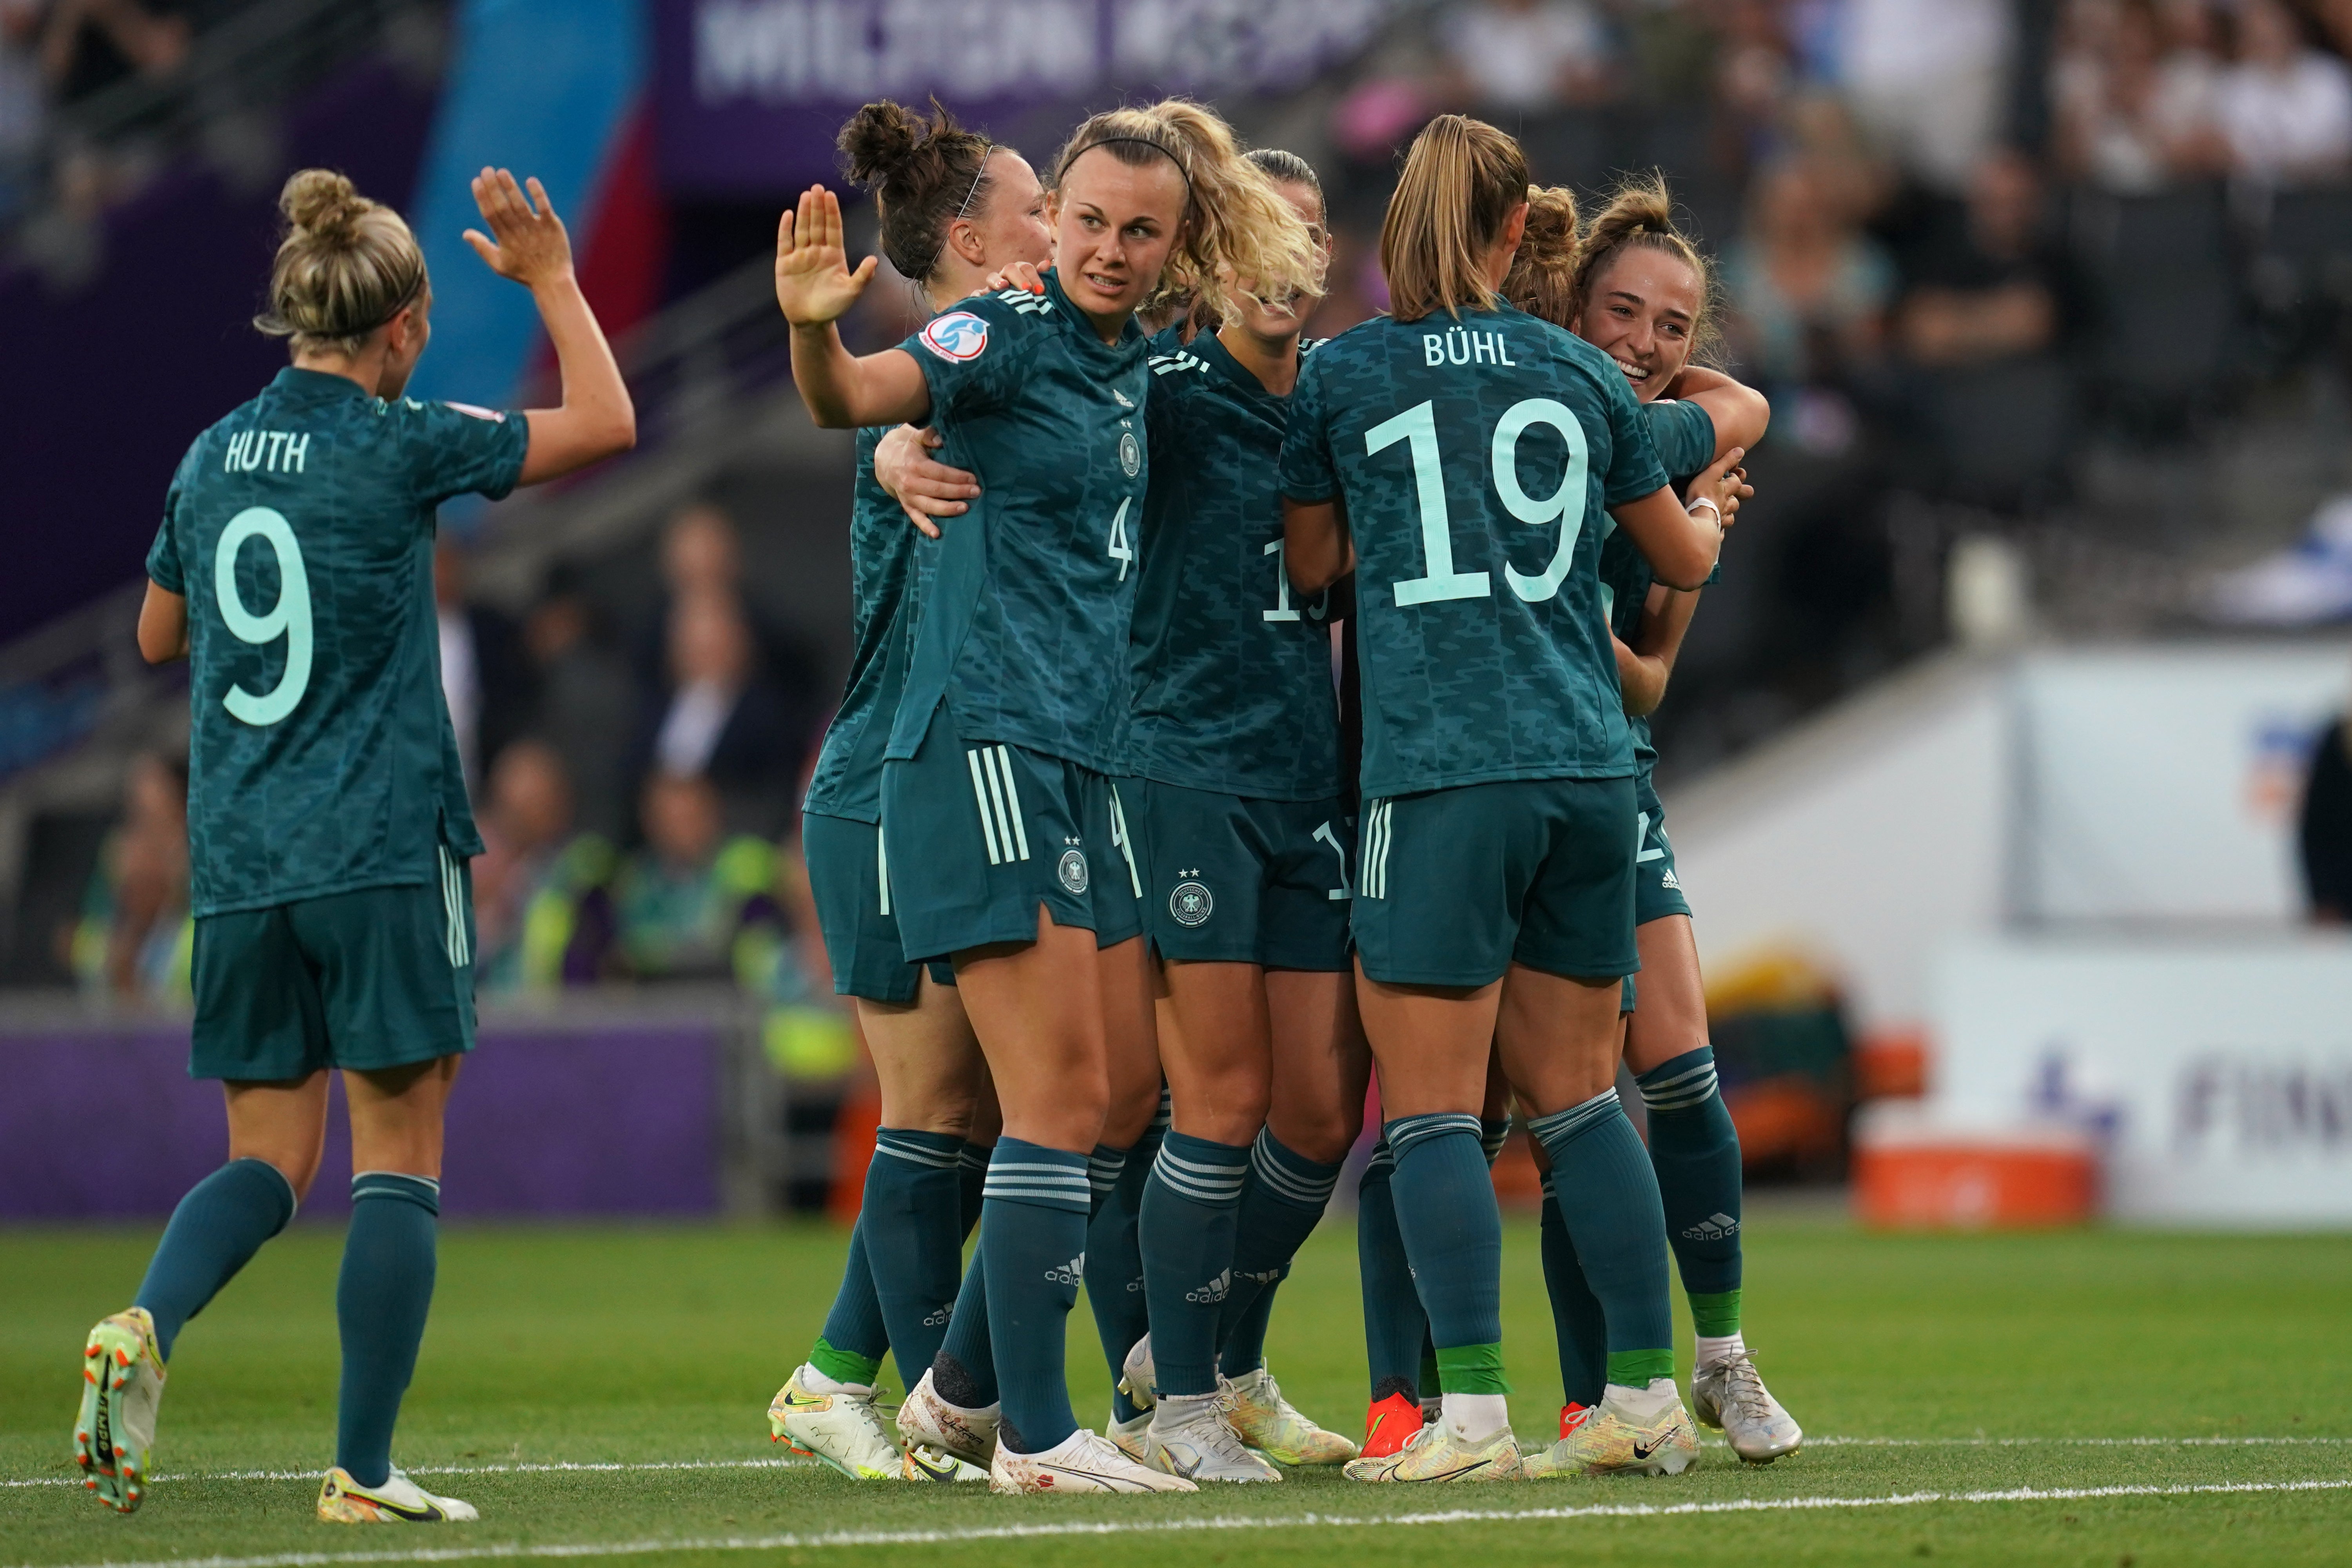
[655,0,1394,196]
[0,1016,723,1219]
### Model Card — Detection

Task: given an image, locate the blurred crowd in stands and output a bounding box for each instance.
[2,0,211,228]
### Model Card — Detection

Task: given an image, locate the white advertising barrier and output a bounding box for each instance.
[1934,937,2352,1226]
[2015,646,2351,923]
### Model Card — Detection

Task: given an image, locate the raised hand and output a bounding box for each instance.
[775,185,878,327]
[463,169,573,289]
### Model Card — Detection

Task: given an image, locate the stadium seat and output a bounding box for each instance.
[2069,184,2239,431]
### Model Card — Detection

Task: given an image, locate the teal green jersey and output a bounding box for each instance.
[1127,327,1339,801]
[885,272,1152,772]
[145,367,527,916]
[1278,305,1670,798]
[802,426,926,824]
[1599,397,1717,642]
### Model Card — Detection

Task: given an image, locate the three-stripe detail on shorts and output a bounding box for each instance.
[1359,798,1396,900]
[876,820,893,917]
[966,745,1031,865]
[1109,782,1144,898]
[435,845,470,968]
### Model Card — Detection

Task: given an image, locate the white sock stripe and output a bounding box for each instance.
[1386,1113,1483,1160]
[1249,1136,1339,1206]
[352,1170,440,1190]
[967,750,1004,865]
[979,1187,1092,1210]
[983,1163,1092,1183]
[1150,1169,1248,1204]
[1153,1146,1251,1178]
[995,746,1031,861]
[1641,1073,1721,1111]
[958,1145,992,1170]
[1151,1085,1174,1129]
[873,1136,964,1169]
[1528,1091,1622,1147]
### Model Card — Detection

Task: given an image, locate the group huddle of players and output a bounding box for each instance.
[69,88,1799,1524]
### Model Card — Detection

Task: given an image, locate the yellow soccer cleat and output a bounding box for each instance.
[317,1466,477,1523]
[768,1365,903,1480]
[988,1428,1199,1495]
[1223,1366,1357,1465]
[75,1307,164,1514]
[1524,1381,1699,1478]
[1341,1418,1523,1483]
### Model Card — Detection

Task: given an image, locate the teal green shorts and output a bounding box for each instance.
[879,710,1146,960]
[1633,762,1690,927]
[1139,780,1353,971]
[1353,775,1639,988]
[803,809,956,1004]
[189,851,476,1081]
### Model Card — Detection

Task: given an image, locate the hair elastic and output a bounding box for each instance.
[1063,134,1192,201]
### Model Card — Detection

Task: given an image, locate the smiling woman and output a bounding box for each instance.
[772,98,1316,1497]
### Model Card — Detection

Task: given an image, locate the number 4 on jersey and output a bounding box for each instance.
[1106,497,1134,581]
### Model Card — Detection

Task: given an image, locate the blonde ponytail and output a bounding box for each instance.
[254,169,430,359]
[1380,115,1529,323]
[1051,99,1321,324]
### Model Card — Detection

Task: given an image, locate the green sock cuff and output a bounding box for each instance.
[1688,1289,1742,1339]
[809,1337,882,1388]
[1608,1348,1675,1388]
[1434,1343,1512,1396]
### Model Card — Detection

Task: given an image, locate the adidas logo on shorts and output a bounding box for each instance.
[1044,1253,1086,1287]
[1185,1269,1231,1305]
[1682,1212,1739,1241]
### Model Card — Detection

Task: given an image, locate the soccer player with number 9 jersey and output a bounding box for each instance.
[1280,116,1724,1484]
[77,165,633,1525]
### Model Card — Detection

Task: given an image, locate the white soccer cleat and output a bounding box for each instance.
[1118,1332,1157,1411]
[767,1365,902,1480]
[1693,1350,1804,1464]
[1341,1417,1524,1483]
[1523,1379,1699,1477]
[1140,1390,1282,1483]
[989,1427,1199,1494]
[1107,1406,1154,1461]
[1222,1366,1357,1465]
[76,1307,164,1514]
[900,1443,990,1482]
[897,1367,1000,1470]
[317,1466,478,1523]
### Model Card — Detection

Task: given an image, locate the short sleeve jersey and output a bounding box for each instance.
[146,367,527,916]
[885,272,1152,773]
[1278,305,1669,798]
[802,426,930,822]
[1127,327,1338,801]
[1595,397,1715,770]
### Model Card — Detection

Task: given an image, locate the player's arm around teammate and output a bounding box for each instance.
[776,102,1319,1495]
[93,167,631,1527]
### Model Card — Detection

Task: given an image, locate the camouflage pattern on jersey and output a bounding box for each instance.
[1128,327,1339,801]
[804,426,931,824]
[1278,305,1669,798]
[884,270,1152,773]
[1598,398,1717,642]
[146,367,526,916]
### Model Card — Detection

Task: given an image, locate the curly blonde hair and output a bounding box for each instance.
[253,169,429,358]
[1050,100,1322,324]
[1499,184,1582,327]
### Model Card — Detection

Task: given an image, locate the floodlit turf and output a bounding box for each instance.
[4,1207,2349,1567]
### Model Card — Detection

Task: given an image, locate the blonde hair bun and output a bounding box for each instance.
[278,169,373,241]
[255,168,430,358]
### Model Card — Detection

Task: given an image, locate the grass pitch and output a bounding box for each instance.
[4,1207,2348,1567]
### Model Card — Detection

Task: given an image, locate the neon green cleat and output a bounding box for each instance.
[1341,1419,1523,1483]
[75,1307,163,1514]
[1223,1366,1358,1465]
[317,1466,477,1523]
[769,1365,903,1480]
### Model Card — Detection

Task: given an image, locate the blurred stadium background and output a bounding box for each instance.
[2,0,2350,1237]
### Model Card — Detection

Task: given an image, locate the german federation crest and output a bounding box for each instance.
[921,311,989,362]
[1057,849,1089,895]
[1169,880,1213,927]
[1119,431,1140,476]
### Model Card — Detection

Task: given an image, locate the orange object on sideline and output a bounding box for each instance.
[1853,1128,2096,1229]
[1853,1029,1931,1100]
[830,1085,882,1224]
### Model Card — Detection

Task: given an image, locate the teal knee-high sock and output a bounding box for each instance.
[335,1174,439,1489]
[134,1158,296,1360]
[931,1250,995,1408]
[812,1224,889,1385]
[855,1129,966,1385]
[1139,1131,1250,1396]
[1538,1173,1608,1408]
[1637,1048,1744,1336]
[1087,1130,1158,1422]
[1385,1114,1506,1394]
[1529,1091,1675,1390]
[1216,1128,1343,1376]
[957,1142,990,1241]
[978,1138,1090,1454]
[1355,1140,1425,1401]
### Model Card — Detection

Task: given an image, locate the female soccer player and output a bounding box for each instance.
[1281,116,1721,1485]
[774,100,1318,1495]
[77,165,633,1523]
[1508,176,1802,1468]
[767,101,1051,1484]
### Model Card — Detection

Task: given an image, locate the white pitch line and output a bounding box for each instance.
[7,1433,2346,1489]
[13,1478,2352,1568]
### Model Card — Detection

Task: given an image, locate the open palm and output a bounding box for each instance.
[775,185,877,327]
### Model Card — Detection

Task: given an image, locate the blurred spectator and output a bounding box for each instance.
[2301,708,2352,921]
[1715,0,1796,142]
[38,0,188,106]
[1895,150,2077,368]
[615,769,784,981]
[434,540,531,796]
[2052,0,2227,192]
[66,750,190,1001]
[522,562,636,840]
[0,1,42,222]
[2214,0,2352,187]
[643,588,800,833]
[1435,0,1615,111]
[471,738,616,993]
[1723,154,1895,441]
[1837,0,2013,193]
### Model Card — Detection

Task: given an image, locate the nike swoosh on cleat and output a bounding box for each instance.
[907,1450,958,1482]
[1632,1438,1665,1459]
[372,1498,446,1522]
[1405,1461,1491,1482]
